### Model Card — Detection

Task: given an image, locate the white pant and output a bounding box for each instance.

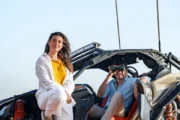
[37,85,74,120]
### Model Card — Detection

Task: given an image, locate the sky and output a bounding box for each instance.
[0,0,180,99]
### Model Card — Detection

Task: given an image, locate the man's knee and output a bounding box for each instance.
[88,105,105,118]
[88,105,99,117]
[112,92,124,101]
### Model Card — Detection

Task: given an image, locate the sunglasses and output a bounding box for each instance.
[109,65,126,72]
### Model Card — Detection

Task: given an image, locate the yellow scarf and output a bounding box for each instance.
[51,59,67,85]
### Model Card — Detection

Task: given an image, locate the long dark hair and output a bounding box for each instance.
[44,32,73,72]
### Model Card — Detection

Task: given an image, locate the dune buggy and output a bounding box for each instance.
[0,42,180,120]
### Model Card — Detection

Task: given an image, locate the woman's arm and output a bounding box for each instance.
[35,57,57,90]
[63,72,75,94]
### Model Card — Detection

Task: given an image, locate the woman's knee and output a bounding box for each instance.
[52,88,67,103]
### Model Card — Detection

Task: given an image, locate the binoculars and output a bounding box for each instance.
[109,65,126,72]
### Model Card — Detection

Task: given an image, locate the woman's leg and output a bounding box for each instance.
[37,85,67,117]
[55,102,74,120]
[101,92,124,120]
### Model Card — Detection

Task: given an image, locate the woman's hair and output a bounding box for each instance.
[44,32,73,72]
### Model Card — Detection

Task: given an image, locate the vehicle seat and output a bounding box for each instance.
[154,67,171,80]
[97,96,108,108]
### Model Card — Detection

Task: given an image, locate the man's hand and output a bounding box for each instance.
[134,84,138,99]
[108,66,117,76]
[65,91,72,104]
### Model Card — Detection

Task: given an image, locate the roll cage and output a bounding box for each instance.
[72,42,180,80]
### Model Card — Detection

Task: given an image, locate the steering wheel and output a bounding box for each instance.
[127,66,139,77]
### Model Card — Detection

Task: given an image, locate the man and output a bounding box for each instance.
[88,64,151,120]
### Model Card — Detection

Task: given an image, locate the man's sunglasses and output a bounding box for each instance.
[109,65,126,72]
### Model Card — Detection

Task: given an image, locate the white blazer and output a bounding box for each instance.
[35,53,74,98]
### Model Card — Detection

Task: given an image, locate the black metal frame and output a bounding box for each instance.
[72,42,180,81]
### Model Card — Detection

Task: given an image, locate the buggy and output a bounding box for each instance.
[0,42,180,120]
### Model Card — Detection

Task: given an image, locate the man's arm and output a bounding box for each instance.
[139,76,151,84]
[177,94,180,102]
[97,73,113,97]
[134,76,151,99]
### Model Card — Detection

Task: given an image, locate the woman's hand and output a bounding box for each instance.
[65,91,72,104]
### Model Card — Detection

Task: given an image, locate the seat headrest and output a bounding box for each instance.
[154,67,171,80]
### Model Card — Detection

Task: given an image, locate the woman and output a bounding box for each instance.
[35,32,75,120]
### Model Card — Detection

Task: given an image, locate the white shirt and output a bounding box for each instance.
[35,53,74,98]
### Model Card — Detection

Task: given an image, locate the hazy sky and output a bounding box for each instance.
[0,0,179,99]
